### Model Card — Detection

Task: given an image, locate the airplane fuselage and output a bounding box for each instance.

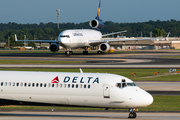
[58,29,102,49]
[0,71,153,109]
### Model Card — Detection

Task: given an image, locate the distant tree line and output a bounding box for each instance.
[0,19,180,47]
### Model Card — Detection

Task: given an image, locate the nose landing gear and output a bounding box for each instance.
[128,112,137,118]
[128,108,137,118]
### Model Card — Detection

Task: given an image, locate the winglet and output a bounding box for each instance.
[15,34,18,41]
[166,32,170,41]
[80,68,83,73]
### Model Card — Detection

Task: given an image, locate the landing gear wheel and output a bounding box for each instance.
[65,51,70,57]
[83,51,88,55]
[70,51,73,55]
[97,51,102,55]
[128,112,137,118]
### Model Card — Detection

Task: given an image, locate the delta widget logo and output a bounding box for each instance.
[51,76,59,83]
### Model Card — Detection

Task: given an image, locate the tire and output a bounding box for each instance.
[128,112,137,118]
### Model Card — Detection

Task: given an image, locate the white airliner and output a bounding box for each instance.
[15,0,160,56]
[0,70,153,118]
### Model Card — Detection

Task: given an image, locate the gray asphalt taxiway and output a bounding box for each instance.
[0,111,179,120]
[1,50,180,68]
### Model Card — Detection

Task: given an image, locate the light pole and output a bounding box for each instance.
[56,9,60,29]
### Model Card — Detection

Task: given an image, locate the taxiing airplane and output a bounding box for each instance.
[0,70,153,118]
[15,0,163,56]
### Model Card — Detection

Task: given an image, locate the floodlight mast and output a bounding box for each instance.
[56,9,60,29]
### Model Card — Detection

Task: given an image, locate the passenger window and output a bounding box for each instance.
[40,83,43,87]
[13,82,15,86]
[76,84,78,88]
[88,85,90,88]
[56,84,58,88]
[80,84,83,88]
[64,84,66,88]
[48,83,51,87]
[72,84,74,88]
[36,83,39,87]
[1,82,3,86]
[84,85,86,88]
[21,83,23,87]
[44,83,46,87]
[5,82,7,86]
[32,83,35,87]
[9,82,11,86]
[52,84,54,87]
[60,84,62,88]
[17,83,19,86]
[68,84,70,88]
[28,83,31,87]
[24,83,27,87]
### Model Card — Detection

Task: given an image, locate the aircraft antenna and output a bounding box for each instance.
[80,68,83,73]
[56,9,60,29]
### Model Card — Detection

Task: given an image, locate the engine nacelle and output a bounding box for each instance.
[49,43,59,52]
[89,19,104,30]
[99,43,110,52]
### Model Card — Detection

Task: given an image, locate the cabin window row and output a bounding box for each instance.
[0,82,91,89]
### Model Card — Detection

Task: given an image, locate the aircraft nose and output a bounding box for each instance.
[142,92,153,106]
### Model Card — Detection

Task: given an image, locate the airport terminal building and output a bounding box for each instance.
[106,37,180,50]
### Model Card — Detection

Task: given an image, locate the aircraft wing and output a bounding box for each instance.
[89,37,165,46]
[15,34,58,43]
[102,30,127,37]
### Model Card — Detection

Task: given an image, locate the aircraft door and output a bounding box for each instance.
[103,84,110,98]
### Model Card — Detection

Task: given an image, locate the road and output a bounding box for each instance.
[0,111,179,120]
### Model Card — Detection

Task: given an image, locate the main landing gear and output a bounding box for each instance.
[97,50,104,55]
[128,108,137,118]
[83,47,88,55]
[65,51,73,57]
[83,50,88,55]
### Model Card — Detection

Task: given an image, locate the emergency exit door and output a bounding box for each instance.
[103,84,110,98]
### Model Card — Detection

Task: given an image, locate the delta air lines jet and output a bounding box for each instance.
[15,0,160,56]
[0,70,153,118]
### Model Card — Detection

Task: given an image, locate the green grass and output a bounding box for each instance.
[0,68,179,81]
[0,96,179,111]
[137,74,180,81]
[139,95,180,111]
[0,59,85,64]
[161,56,180,58]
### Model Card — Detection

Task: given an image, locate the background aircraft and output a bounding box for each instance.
[15,0,163,56]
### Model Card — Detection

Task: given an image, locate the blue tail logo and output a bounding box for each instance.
[96,0,101,20]
[89,0,104,30]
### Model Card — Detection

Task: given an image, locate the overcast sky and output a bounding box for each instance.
[0,0,180,24]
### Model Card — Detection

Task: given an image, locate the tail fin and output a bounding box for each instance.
[165,32,170,41]
[96,0,101,20]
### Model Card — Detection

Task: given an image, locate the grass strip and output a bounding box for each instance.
[0,68,179,81]
[139,95,180,111]
[161,56,180,58]
[0,59,85,64]
[0,96,179,111]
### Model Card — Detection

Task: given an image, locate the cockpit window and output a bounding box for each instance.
[60,35,70,38]
[116,81,136,88]
[127,83,136,86]
[116,83,121,88]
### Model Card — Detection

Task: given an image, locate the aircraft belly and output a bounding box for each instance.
[62,43,88,48]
